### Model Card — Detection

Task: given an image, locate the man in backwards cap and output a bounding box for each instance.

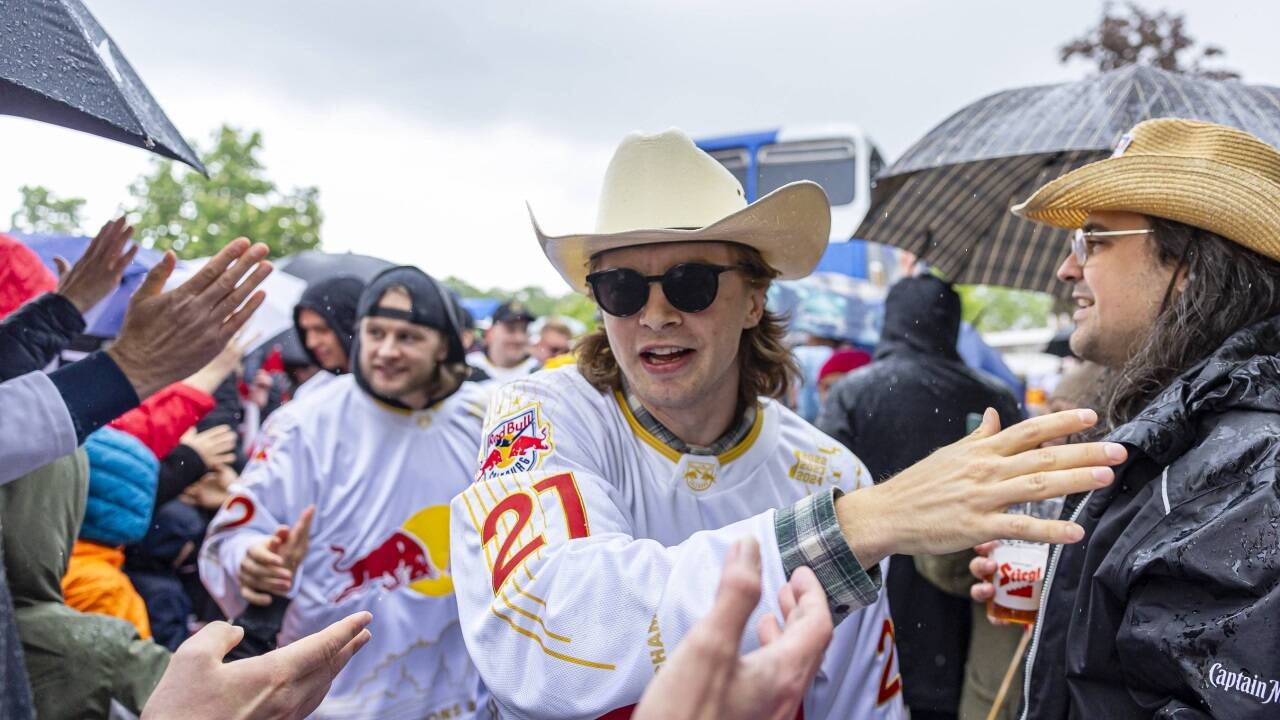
[201,266,489,719]
[968,119,1280,719]
[449,130,1124,719]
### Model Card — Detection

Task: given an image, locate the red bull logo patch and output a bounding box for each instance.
[477,404,554,481]
[329,505,454,602]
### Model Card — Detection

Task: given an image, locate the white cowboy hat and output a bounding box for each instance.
[531,128,832,294]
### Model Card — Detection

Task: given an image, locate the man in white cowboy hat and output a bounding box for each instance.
[967,118,1280,719]
[450,129,1125,720]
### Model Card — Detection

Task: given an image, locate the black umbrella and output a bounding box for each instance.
[1045,326,1074,358]
[857,65,1280,298]
[0,0,205,173]
[279,250,395,284]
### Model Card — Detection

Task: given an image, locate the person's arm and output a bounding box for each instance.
[155,444,209,509]
[0,371,79,484]
[140,611,372,720]
[0,293,85,380]
[451,379,879,719]
[109,383,217,459]
[198,418,315,618]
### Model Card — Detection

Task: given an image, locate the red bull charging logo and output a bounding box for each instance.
[477,404,553,481]
[328,505,454,602]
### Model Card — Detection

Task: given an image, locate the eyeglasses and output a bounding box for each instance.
[1071,228,1155,266]
[585,263,747,317]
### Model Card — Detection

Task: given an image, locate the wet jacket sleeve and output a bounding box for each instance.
[449,376,856,720]
[198,415,315,620]
[0,293,84,381]
[0,372,78,485]
[109,383,217,459]
[1113,465,1280,719]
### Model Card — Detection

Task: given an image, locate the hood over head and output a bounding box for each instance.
[292,275,365,371]
[351,266,467,408]
[877,274,962,362]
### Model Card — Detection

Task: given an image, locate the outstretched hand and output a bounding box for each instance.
[239,506,315,606]
[55,217,137,315]
[837,408,1126,565]
[108,238,272,401]
[141,611,372,720]
[634,538,833,720]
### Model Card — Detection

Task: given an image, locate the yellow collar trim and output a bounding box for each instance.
[613,390,764,465]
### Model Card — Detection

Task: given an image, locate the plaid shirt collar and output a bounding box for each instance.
[622,385,757,457]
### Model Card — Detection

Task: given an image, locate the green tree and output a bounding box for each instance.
[127,125,321,259]
[955,285,1053,334]
[9,185,86,235]
[1060,2,1239,79]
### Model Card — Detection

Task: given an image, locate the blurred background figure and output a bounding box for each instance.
[816,348,871,406]
[531,316,575,364]
[468,299,538,382]
[817,274,1023,720]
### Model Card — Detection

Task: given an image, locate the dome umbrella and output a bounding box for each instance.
[0,0,205,173]
[856,65,1280,299]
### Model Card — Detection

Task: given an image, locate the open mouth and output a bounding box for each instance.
[640,346,694,367]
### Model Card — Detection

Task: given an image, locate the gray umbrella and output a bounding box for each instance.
[0,0,205,173]
[279,250,395,284]
[856,65,1280,298]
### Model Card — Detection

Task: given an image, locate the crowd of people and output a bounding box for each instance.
[0,116,1277,720]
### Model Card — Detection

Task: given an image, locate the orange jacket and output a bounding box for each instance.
[62,539,152,640]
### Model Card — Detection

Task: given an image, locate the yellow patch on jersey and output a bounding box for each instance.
[789,450,830,487]
[683,460,717,491]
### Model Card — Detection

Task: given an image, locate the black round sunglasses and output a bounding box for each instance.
[585,262,748,317]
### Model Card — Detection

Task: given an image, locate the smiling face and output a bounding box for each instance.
[358,288,448,408]
[297,308,347,371]
[593,241,767,426]
[1056,210,1177,368]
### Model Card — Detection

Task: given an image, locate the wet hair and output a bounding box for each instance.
[576,244,798,412]
[1097,217,1280,432]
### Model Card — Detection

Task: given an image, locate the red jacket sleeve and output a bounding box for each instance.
[109,382,217,458]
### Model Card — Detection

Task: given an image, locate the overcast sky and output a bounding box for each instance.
[0,0,1273,292]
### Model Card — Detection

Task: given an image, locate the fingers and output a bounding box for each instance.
[112,241,140,275]
[181,238,251,297]
[198,243,269,309]
[276,611,373,676]
[221,290,268,340]
[988,466,1114,508]
[984,409,1100,455]
[969,552,996,583]
[758,613,782,646]
[240,585,275,606]
[134,251,176,299]
[212,260,274,322]
[175,620,244,661]
[991,515,1086,545]
[54,256,69,277]
[703,538,764,641]
[969,407,1002,441]
[291,507,316,546]
[974,541,997,558]
[1000,441,1127,481]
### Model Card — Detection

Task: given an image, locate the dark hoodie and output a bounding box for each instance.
[817,274,1023,716]
[292,275,364,372]
[1023,313,1280,720]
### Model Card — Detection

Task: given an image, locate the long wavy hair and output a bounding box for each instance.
[1096,218,1280,432]
[576,244,798,412]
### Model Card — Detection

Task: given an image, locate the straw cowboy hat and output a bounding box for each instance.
[530,128,831,293]
[1013,118,1280,262]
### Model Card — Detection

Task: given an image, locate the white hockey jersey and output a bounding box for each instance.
[450,367,905,720]
[200,375,491,720]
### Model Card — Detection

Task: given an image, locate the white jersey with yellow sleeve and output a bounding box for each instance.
[450,366,905,720]
[200,374,492,720]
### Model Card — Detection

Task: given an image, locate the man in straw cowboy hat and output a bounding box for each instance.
[968,118,1280,719]
[450,129,1126,719]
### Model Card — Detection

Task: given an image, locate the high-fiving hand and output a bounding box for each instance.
[54,217,137,315]
[239,506,315,606]
[634,538,833,720]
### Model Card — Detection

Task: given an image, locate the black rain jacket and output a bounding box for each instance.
[818,275,1022,714]
[1024,314,1280,719]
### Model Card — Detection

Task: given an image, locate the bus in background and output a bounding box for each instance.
[695,124,902,286]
